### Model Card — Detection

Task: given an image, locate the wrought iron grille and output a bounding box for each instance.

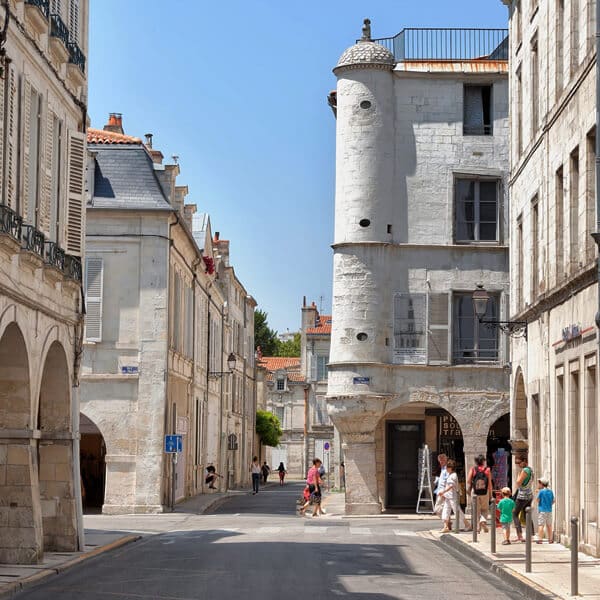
[21,224,45,258]
[68,41,86,73]
[365,28,509,61]
[50,13,69,47]
[64,254,82,282]
[0,204,23,242]
[25,0,49,17]
[45,240,66,271]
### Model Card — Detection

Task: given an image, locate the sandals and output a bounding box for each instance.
[502,540,511,545]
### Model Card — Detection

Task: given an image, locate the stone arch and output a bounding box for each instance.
[0,322,31,429]
[513,368,528,442]
[79,412,107,511]
[37,340,77,552]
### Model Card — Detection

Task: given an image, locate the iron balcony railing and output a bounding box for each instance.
[0,204,23,242]
[50,13,69,48]
[25,0,49,18]
[365,28,509,61]
[64,254,82,282]
[68,41,86,73]
[21,224,45,258]
[45,240,66,271]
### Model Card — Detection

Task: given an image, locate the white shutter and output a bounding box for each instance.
[427,293,450,364]
[6,66,18,210]
[39,105,54,237]
[69,0,80,43]
[65,130,86,255]
[85,257,103,342]
[0,60,4,190]
[309,354,317,382]
[21,78,32,223]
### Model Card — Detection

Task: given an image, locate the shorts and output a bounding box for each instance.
[501,523,511,531]
[538,512,552,527]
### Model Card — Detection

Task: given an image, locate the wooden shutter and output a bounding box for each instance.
[21,78,32,223]
[6,66,18,210]
[65,130,86,255]
[427,293,450,364]
[69,0,80,43]
[39,106,54,237]
[85,257,103,341]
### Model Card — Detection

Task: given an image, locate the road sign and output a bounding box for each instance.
[164,434,183,453]
[353,376,370,385]
[324,442,330,451]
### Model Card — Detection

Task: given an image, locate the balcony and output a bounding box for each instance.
[49,13,70,64]
[24,0,50,35]
[0,204,23,260]
[366,28,509,62]
[67,40,86,87]
[63,254,82,282]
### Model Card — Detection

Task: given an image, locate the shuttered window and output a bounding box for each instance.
[427,293,450,364]
[66,131,86,255]
[5,66,18,210]
[24,85,42,227]
[69,0,80,43]
[85,257,103,342]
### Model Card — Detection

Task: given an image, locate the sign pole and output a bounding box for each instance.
[171,452,177,512]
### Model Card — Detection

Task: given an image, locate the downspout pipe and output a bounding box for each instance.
[594,0,600,340]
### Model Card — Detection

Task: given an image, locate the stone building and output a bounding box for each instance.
[0,0,88,563]
[80,116,256,513]
[327,22,511,514]
[259,300,337,481]
[502,0,599,555]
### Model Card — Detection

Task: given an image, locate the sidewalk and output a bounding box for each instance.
[0,490,239,599]
[434,527,600,600]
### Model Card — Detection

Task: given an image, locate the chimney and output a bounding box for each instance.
[145,133,153,148]
[104,113,124,134]
[183,203,197,231]
[214,231,220,241]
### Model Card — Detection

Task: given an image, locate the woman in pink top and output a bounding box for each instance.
[300,458,323,517]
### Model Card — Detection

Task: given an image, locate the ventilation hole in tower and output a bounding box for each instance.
[387,224,392,234]
[360,100,372,110]
[356,332,368,341]
[359,219,371,228]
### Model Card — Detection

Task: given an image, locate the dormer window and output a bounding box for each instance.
[276,377,285,391]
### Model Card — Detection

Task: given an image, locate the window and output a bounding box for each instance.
[570,0,579,75]
[531,196,539,298]
[314,396,330,426]
[516,215,523,310]
[570,147,580,272]
[316,355,328,381]
[276,377,285,391]
[69,0,80,44]
[515,0,522,47]
[516,65,523,156]
[85,257,103,342]
[273,406,284,426]
[49,115,63,243]
[427,293,450,364]
[463,85,492,135]
[452,292,499,363]
[393,293,426,364]
[586,129,596,262]
[454,178,499,242]
[25,86,41,227]
[173,272,181,352]
[531,35,539,135]
[555,166,565,280]
[184,285,193,358]
[556,0,564,98]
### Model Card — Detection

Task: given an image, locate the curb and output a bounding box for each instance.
[0,534,140,599]
[439,533,560,600]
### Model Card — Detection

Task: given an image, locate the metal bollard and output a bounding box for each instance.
[454,497,460,533]
[571,516,579,596]
[525,507,532,573]
[490,497,496,554]
[472,497,478,543]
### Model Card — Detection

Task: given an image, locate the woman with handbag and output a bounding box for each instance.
[512,454,534,542]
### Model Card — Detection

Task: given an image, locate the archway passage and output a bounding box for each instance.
[0,323,31,429]
[80,413,106,512]
[38,342,77,552]
[487,413,511,490]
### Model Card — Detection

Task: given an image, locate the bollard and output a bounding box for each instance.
[525,507,532,573]
[472,497,478,543]
[454,497,460,533]
[490,497,496,554]
[571,516,579,596]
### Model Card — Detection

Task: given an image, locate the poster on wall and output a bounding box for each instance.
[393,293,426,364]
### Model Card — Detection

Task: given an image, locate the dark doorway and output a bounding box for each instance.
[487,413,511,490]
[386,422,424,508]
[80,414,106,513]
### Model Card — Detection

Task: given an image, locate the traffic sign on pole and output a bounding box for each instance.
[165,434,183,453]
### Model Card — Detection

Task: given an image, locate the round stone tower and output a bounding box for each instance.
[328,20,396,514]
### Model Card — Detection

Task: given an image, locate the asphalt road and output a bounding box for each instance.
[16,484,522,600]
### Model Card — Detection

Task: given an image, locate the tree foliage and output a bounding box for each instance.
[275,332,301,357]
[256,410,283,447]
[254,309,279,356]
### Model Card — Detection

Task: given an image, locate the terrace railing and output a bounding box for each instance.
[365,28,509,61]
[25,0,49,17]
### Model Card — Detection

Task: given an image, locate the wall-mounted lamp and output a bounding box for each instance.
[472,284,527,340]
[209,352,237,377]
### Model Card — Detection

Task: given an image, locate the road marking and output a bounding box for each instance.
[304,527,328,534]
[349,527,371,535]
[220,528,240,532]
[393,529,417,537]
[256,527,281,534]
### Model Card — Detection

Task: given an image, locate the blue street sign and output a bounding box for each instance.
[353,376,370,385]
[324,442,330,451]
[164,434,183,453]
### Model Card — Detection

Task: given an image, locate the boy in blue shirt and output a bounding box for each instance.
[536,477,555,543]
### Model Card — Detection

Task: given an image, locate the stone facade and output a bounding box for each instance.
[0,0,88,563]
[502,0,599,555]
[80,120,256,514]
[328,24,510,514]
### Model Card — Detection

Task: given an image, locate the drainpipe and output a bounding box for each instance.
[594,0,600,345]
[303,385,309,476]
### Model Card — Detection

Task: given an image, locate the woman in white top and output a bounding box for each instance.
[438,459,459,533]
[250,457,261,495]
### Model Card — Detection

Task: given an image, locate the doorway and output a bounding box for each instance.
[80,414,106,512]
[386,422,424,508]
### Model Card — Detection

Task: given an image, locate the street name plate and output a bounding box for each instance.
[353,377,370,385]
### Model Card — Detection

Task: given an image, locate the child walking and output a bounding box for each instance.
[498,486,516,545]
[536,477,555,543]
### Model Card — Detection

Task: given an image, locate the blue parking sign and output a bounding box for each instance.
[164,434,183,453]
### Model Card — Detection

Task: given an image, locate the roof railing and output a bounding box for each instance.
[361,28,509,61]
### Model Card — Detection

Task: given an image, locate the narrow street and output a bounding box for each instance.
[15,483,522,600]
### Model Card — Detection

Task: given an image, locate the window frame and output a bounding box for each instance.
[463,84,493,136]
[453,176,501,244]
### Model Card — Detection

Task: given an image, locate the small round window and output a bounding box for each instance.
[356,332,368,341]
[360,100,372,110]
[359,218,371,228]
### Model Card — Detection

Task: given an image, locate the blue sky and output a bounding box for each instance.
[88,0,508,334]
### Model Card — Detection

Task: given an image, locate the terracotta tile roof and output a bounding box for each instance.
[258,357,301,371]
[87,128,142,145]
[306,315,332,335]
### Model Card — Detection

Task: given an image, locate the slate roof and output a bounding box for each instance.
[89,144,173,211]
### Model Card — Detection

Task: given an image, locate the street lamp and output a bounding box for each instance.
[209,352,237,377]
[472,284,528,340]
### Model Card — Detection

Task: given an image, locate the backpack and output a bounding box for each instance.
[472,466,489,495]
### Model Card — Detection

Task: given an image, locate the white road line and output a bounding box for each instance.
[256,527,281,534]
[393,529,416,537]
[304,527,328,534]
[349,527,371,535]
